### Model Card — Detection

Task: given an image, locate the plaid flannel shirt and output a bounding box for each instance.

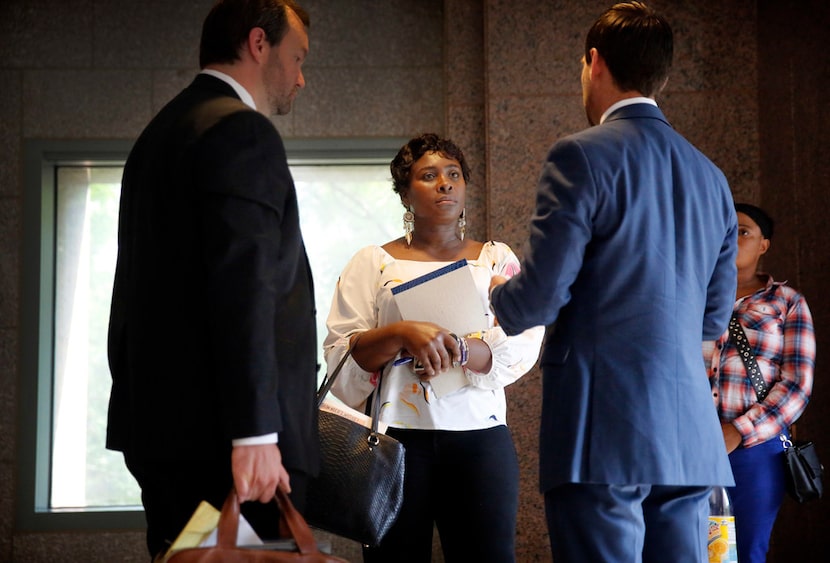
[704,275,815,448]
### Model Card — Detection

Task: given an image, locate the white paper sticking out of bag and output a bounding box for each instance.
[161,500,263,562]
[320,395,389,434]
[200,513,262,547]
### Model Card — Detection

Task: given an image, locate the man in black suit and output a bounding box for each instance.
[106,1,316,558]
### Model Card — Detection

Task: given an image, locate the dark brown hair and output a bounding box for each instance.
[585,1,672,97]
[199,0,309,68]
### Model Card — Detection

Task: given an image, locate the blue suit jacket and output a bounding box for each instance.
[491,103,737,492]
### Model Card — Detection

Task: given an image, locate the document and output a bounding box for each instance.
[161,500,263,561]
[391,259,489,397]
[321,395,389,434]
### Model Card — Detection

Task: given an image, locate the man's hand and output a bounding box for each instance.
[489,275,508,295]
[488,275,508,326]
[232,443,290,503]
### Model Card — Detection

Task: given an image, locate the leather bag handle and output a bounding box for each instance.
[215,485,320,555]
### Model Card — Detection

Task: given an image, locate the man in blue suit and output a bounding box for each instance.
[489,2,737,561]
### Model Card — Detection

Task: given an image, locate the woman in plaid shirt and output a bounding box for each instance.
[704,203,815,563]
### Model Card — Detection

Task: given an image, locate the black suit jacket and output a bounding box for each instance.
[107,74,319,477]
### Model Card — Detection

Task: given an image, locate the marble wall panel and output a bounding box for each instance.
[485,0,596,98]
[93,0,210,69]
[22,70,154,139]
[0,201,20,330]
[446,0,484,106]
[0,328,18,461]
[506,366,548,562]
[0,459,12,562]
[661,89,760,202]
[0,0,93,68]
[447,105,486,242]
[292,67,444,137]
[0,70,22,198]
[302,0,442,68]
[12,530,148,563]
[486,94,583,256]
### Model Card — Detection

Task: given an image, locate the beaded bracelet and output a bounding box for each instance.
[450,333,469,367]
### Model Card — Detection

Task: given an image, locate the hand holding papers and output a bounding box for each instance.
[391,259,488,397]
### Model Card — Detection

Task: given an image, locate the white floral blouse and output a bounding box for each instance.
[323,241,544,431]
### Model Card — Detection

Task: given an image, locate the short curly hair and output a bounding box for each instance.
[390,133,471,197]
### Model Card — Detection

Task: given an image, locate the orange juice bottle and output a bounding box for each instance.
[708,486,738,562]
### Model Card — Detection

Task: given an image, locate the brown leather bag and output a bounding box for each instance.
[166,486,349,562]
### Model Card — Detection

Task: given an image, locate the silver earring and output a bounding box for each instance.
[458,208,466,241]
[404,209,415,246]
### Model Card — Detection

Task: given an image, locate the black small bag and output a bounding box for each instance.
[728,315,823,503]
[305,342,405,546]
[781,436,824,503]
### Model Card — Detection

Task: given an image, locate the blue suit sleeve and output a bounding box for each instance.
[702,205,738,340]
[492,139,594,335]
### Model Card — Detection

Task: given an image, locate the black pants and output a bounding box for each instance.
[124,453,308,560]
[363,425,520,563]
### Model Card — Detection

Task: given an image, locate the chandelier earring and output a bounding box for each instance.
[457,207,467,241]
[403,208,415,246]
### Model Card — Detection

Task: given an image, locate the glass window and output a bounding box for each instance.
[293,163,402,360]
[52,166,138,510]
[20,139,405,529]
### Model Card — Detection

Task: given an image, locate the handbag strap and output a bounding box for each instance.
[315,337,357,408]
[727,313,770,402]
[367,361,393,435]
[728,314,798,453]
[316,333,387,435]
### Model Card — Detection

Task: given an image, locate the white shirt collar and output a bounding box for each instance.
[199,69,257,111]
[600,96,657,124]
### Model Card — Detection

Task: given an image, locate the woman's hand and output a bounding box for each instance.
[348,321,460,375]
[721,421,742,453]
[398,321,460,379]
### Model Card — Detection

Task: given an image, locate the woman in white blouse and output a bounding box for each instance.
[323,134,543,562]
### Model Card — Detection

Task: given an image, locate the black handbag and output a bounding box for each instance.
[728,314,823,503]
[780,435,824,503]
[304,341,405,546]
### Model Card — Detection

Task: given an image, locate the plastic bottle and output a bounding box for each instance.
[708,486,738,563]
